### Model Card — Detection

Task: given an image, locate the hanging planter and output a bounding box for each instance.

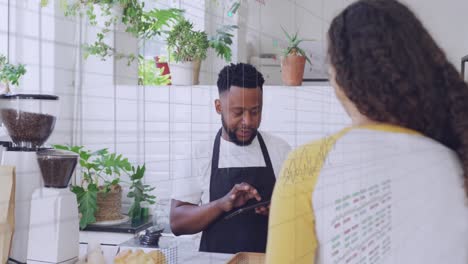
[40,0,183,65]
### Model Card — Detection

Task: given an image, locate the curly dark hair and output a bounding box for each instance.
[217,63,265,94]
[328,0,468,196]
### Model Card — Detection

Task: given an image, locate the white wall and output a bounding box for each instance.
[239,0,468,81]
[238,0,339,83]
[398,0,468,67]
[112,84,350,223]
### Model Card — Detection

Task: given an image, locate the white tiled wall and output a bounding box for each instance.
[114,84,350,223]
[55,80,350,222]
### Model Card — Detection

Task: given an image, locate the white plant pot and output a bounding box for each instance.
[169,60,201,86]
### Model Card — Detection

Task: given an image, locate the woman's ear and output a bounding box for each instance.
[215,99,222,115]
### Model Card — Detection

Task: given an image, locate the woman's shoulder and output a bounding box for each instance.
[289,128,351,160]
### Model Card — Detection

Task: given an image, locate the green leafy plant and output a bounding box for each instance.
[42,1,183,65]
[209,25,238,62]
[127,165,156,219]
[138,58,171,86]
[281,26,313,64]
[53,145,133,229]
[167,19,238,63]
[167,19,209,63]
[0,55,26,94]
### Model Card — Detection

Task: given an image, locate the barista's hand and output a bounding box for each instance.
[255,205,270,216]
[217,182,261,212]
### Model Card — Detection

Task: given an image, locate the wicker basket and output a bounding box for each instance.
[95,184,123,222]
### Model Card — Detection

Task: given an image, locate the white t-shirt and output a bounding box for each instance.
[171,131,291,205]
[313,127,468,264]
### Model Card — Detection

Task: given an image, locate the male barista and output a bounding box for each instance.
[170,63,291,254]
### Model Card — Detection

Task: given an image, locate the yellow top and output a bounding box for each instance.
[265,124,420,264]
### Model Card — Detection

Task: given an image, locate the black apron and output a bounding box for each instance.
[199,129,276,254]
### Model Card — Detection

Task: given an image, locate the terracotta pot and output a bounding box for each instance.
[281,55,306,86]
[95,184,123,222]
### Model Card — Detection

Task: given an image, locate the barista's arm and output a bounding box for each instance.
[170,182,261,235]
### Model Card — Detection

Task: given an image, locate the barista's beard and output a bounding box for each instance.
[221,115,257,146]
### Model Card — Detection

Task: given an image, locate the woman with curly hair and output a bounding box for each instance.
[266,0,468,263]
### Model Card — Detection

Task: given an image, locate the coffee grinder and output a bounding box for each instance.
[27,148,79,264]
[0,94,79,264]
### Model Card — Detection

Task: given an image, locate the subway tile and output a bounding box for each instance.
[170,104,191,123]
[169,85,191,104]
[145,102,170,122]
[144,86,170,103]
[116,85,138,100]
[145,141,170,158]
[11,5,39,38]
[82,97,114,120]
[191,105,211,124]
[116,99,138,121]
[191,86,212,105]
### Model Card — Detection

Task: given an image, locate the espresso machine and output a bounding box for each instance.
[0,94,79,264]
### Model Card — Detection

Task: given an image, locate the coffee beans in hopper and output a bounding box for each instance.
[37,156,77,188]
[1,108,56,148]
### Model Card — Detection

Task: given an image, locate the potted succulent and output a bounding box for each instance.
[53,145,155,229]
[280,27,313,86]
[166,19,209,85]
[0,55,26,94]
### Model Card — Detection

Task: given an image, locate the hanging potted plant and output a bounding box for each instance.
[280,27,313,86]
[41,0,183,65]
[166,19,209,85]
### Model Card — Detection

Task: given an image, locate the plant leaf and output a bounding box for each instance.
[75,184,98,229]
[281,26,292,42]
